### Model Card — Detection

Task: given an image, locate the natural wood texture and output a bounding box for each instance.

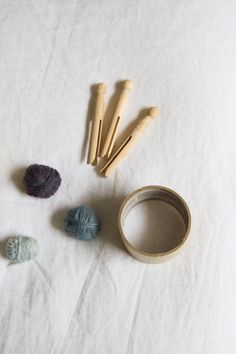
[118,186,191,264]
[100,107,158,176]
[100,80,133,158]
[87,83,106,165]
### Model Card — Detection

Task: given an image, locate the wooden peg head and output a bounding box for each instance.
[148,106,159,118]
[124,80,133,90]
[97,83,106,94]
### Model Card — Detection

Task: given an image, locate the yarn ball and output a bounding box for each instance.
[64,206,101,240]
[5,236,39,263]
[24,164,61,198]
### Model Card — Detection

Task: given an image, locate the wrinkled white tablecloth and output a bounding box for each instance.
[0,1,235,353]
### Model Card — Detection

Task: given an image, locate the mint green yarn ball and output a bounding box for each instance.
[5,236,39,263]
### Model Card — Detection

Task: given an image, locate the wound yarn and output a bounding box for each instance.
[64,206,101,240]
[24,164,61,198]
[5,236,39,263]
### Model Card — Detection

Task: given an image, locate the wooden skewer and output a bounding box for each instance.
[100,107,159,177]
[100,80,133,158]
[87,83,106,165]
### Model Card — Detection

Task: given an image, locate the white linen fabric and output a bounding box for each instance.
[0,1,235,353]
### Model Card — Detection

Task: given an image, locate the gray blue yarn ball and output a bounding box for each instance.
[5,236,39,263]
[64,206,101,240]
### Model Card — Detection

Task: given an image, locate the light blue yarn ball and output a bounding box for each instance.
[5,236,39,263]
[64,206,101,240]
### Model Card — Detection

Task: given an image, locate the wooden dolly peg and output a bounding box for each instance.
[87,83,106,165]
[100,107,159,176]
[100,80,133,158]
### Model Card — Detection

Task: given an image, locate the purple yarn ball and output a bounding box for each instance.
[24,164,61,198]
